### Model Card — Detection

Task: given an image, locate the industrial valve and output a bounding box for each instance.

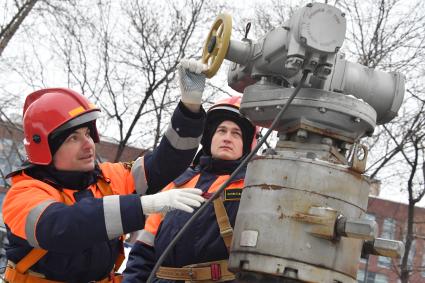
[201,3,406,283]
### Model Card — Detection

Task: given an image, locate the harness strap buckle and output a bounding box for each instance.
[220,228,233,238]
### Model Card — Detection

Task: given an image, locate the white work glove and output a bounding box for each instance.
[178,59,208,106]
[140,188,205,214]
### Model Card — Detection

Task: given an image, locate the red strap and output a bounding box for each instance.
[210,263,221,281]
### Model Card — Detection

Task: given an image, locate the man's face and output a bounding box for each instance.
[52,127,96,171]
[210,120,243,161]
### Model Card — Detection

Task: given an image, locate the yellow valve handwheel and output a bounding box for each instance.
[202,13,232,78]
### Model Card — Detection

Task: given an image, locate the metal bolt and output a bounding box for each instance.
[316,65,332,78]
[319,107,327,113]
[32,134,41,144]
[337,218,377,240]
[283,267,298,278]
[354,117,361,123]
[341,13,346,17]
[341,142,351,150]
[296,129,308,139]
[300,36,307,44]
[255,106,261,112]
[372,238,405,258]
[321,137,332,146]
[287,57,304,68]
[323,67,332,75]
[356,146,366,161]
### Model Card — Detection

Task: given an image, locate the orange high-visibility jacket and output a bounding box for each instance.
[2,103,205,282]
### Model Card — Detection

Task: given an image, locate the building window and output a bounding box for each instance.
[357,270,388,283]
[378,255,392,268]
[365,214,376,221]
[381,218,396,239]
[374,274,389,283]
[399,238,416,271]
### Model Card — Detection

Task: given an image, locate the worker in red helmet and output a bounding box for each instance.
[2,59,208,283]
[123,95,258,283]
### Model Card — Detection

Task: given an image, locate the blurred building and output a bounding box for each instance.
[357,197,425,283]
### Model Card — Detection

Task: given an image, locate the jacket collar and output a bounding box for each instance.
[174,155,246,187]
[14,162,101,191]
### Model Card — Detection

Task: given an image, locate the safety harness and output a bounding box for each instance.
[156,175,238,282]
[4,177,124,283]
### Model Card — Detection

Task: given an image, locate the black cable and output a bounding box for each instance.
[147,71,309,283]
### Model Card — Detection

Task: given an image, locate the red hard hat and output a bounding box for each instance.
[201,95,258,156]
[23,88,100,165]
